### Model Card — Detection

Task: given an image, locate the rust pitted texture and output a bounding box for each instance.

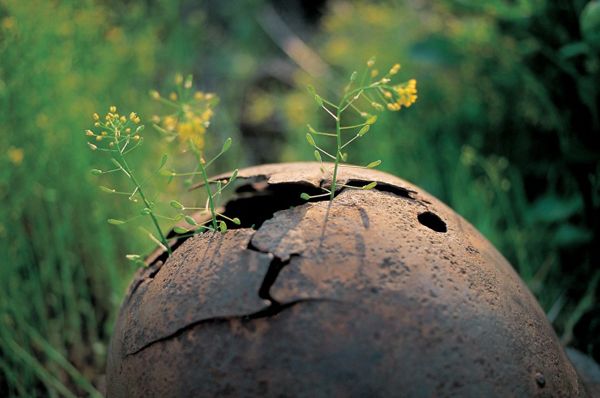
[107,162,590,397]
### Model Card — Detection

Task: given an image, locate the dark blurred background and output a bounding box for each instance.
[1,0,599,395]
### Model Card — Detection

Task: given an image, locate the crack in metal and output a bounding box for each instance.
[124,298,339,357]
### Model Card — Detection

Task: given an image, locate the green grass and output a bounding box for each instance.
[0,0,274,394]
[0,0,186,395]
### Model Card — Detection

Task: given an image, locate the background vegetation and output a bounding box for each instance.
[1,0,598,395]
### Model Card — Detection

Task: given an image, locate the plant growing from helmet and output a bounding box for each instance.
[301,57,417,202]
[85,74,240,265]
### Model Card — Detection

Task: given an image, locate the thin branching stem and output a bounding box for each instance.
[114,139,171,255]
[330,105,343,202]
[191,142,219,231]
[341,133,361,150]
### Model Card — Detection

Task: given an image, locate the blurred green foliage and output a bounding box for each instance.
[1,0,599,396]
[0,1,165,395]
[0,0,263,395]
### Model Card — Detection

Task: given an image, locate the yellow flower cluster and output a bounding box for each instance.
[86,105,142,150]
[152,82,216,152]
[386,79,418,111]
[363,59,418,112]
[164,106,213,150]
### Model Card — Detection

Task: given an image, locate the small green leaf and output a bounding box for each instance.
[341,152,348,162]
[158,154,168,170]
[362,182,377,190]
[173,226,189,234]
[99,186,115,193]
[140,208,151,215]
[366,160,382,169]
[222,137,232,153]
[314,95,323,107]
[366,115,378,125]
[358,125,370,137]
[90,169,103,176]
[126,254,142,261]
[314,150,322,162]
[219,220,227,233]
[170,200,184,210]
[350,71,358,81]
[108,218,126,225]
[173,213,184,221]
[306,133,316,146]
[184,215,197,226]
[111,158,123,168]
[300,193,310,200]
[232,217,241,225]
[307,124,317,134]
[229,169,238,184]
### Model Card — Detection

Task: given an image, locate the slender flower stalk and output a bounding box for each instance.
[85,106,171,256]
[86,74,241,265]
[302,57,418,205]
[153,74,239,235]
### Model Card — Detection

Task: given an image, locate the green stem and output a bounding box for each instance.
[199,161,219,231]
[325,83,379,203]
[191,143,219,231]
[330,106,343,202]
[115,142,171,255]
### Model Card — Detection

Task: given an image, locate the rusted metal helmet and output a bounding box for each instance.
[107,162,591,397]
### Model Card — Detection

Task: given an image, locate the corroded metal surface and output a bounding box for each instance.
[107,162,590,397]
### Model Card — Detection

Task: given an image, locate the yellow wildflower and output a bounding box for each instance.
[1,17,15,31]
[387,79,418,111]
[176,121,205,149]
[152,76,217,153]
[8,147,24,165]
[201,108,213,121]
[389,64,401,75]
[163,115,177,132]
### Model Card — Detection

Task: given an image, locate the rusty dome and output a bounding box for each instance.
[107,162,590,397]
